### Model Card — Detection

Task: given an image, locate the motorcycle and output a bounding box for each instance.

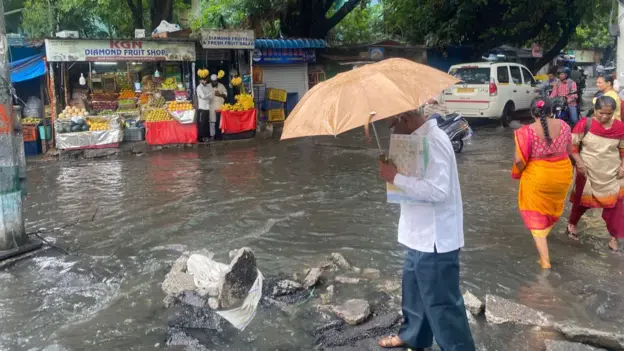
[429,112,473,153]
[549,91,578,126]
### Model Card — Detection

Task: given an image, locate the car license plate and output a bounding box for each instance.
[457,88,475,93]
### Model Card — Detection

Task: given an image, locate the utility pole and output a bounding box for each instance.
[618,0,624,82]
[0,0,36,259]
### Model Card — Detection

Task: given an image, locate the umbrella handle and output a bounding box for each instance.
[371,121,385,158]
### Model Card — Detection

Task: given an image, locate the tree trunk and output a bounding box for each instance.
[126,0,144,30]
[281,0,362,38]
[150,0,174,31]
[532,4,583,72]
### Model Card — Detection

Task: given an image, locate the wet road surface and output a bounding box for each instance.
[1,122,624,350]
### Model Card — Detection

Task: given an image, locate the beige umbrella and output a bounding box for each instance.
[280,58,459,153]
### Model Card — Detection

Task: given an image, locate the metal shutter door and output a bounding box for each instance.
[258,64,308,100]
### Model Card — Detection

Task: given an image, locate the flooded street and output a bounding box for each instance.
[2,123,624,350]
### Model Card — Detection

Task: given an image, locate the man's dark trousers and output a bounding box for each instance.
[398,248,476,351]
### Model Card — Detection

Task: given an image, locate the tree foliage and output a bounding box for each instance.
[328,2,383,45]
[383,0,600,71]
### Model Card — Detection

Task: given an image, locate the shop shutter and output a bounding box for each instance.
[258,64,308,101]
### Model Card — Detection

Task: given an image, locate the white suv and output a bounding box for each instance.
[443,62,539,126]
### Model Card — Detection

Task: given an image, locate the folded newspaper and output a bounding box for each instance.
[386,134,429,204]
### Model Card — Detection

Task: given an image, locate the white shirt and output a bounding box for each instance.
[393,119,464,253]
[209,83,228,112]
[196,84,213,111]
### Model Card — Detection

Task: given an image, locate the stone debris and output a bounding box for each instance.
[217,248,258,309]
[361,268,381,280]
[485,294,553,327]
[351,267,362,274]
[304,268,324,289]
[463,290,485,316]
[376,279,401,293]
[555,321,624,351]
[320,285,336,305]
[272,280,303,297]
[335,276,360,284]
[331,253,352,270]
[332,299,371,326]
[545,339,607,351]
[314,312,402,349]
[161,271,196,301]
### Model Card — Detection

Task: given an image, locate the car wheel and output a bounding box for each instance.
[452,140,464,153]
[501,102,515,128]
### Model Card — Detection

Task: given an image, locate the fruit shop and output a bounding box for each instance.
[44,38,198,149]
[199,30,257,140]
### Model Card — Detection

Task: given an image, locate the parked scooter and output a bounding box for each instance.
[429,113,473,153]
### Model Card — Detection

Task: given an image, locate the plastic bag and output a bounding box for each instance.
[23,96,42,118]
[152,20,181,34]
[187,254,228,296]
[215,270,263,331]
[185,253,264,331]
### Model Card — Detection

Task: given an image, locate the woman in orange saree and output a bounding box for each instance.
[513,99,573,269]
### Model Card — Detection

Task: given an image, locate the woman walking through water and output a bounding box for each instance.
[568,96,624,251]
[513,98,573,269]
[593,74,621,121]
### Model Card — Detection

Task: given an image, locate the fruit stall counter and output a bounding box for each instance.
[55,115,123,150]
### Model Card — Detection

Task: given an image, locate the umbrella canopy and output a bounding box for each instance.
[280,58,459,140]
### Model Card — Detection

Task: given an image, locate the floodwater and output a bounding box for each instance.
[2,122,624,351]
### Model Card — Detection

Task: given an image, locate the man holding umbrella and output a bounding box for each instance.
[377,109,475,351]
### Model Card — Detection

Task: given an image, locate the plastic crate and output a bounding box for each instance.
[268,109,285,122]
[267,88,287,103]
[123,127,145,142]
[24,140,41,156]
[22,125,38,142]
[265,100,285,110]
[285,93,299,116]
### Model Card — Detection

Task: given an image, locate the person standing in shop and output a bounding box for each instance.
[209,74,228,140]
[196,77,213,142]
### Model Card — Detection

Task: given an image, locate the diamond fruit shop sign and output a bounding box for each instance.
[200,30,255,50]
[45,39,196,62]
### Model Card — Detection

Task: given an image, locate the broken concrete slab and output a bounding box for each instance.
[555,321,624,350]
[304,268,323,289]
[271,280,303,297]
[335,276,360,284]
[463,290,485,316]
[162,272,196,299]
[217,247,258,309]
[332,299,371,326]
[544,339,607,351]
[331,253,351,270]
[361,268,381,280]
[485,295,553,327]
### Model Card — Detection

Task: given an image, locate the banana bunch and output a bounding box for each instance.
[221,94,254,112]
[217,70,225,79]
[197,69,209,79]
[231,76,242,86]
[161,77,177,89]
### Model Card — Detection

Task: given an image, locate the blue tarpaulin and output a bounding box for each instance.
[255,39,327,49]
[10,54,46,83]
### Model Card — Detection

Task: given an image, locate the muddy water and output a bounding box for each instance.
[2,124,624,350]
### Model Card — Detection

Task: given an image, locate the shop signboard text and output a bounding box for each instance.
[252,48,316,64]
[200,30,255,49]
[45,39,196,62]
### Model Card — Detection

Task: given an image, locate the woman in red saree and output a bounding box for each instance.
[568,96,624,251]
[513,99,573,269]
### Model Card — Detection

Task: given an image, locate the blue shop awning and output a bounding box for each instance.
[255,39,327,49]
[10,54,46,83]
